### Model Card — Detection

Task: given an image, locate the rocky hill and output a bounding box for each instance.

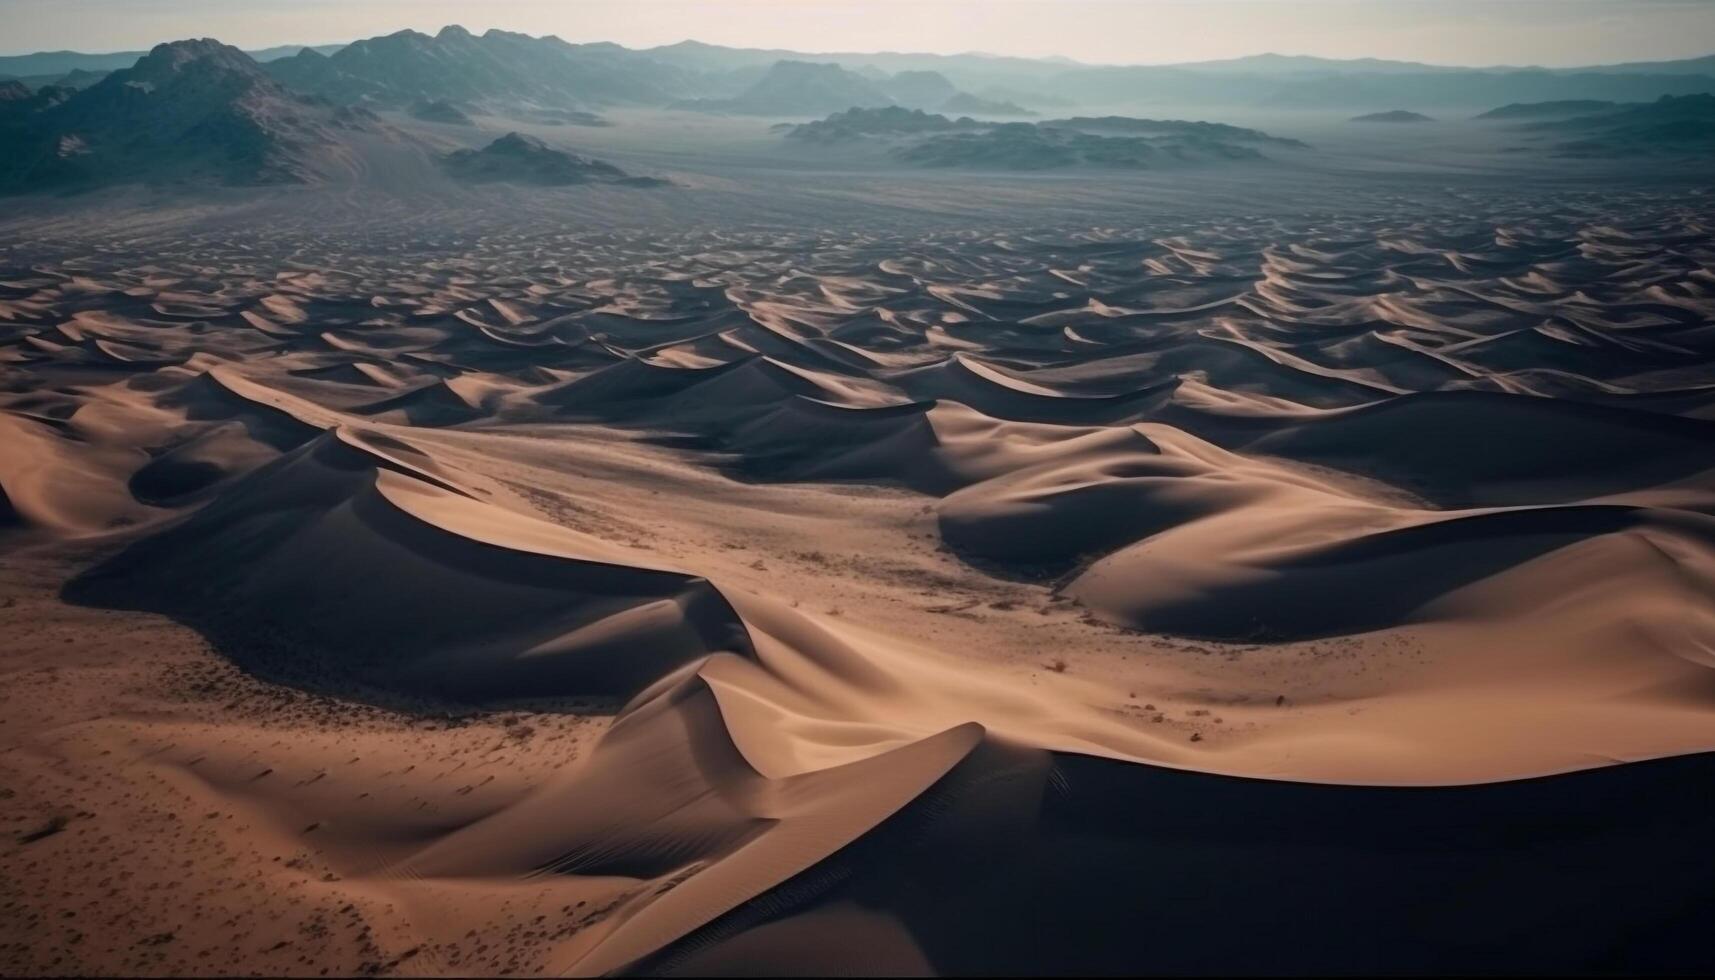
[0,38,386,191]
[440,132,665,186]
[781,108,1304,169]
[1474,100,1626,120]
[1534,94,1715,156]
[1351,110,1435,123]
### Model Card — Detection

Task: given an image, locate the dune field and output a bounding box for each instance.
[3,138,1715,972]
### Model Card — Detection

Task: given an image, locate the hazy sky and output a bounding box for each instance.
[3,0,1713,66]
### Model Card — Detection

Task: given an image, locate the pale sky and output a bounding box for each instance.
[3,0,1713,66]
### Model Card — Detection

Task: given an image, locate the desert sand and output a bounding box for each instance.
[3,92,1715,975]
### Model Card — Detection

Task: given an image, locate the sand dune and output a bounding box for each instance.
[4,187,1715,975]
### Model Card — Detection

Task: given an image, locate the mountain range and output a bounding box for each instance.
[264,26,689,110]
[0,38,673,194]
[2,31,1709,193]
[0,43,341,78]
[7,34,1713,113]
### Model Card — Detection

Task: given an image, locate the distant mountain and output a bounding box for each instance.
[853,70,1032,118]
[940,92,1034,117]
[637,40,794,75]
[1351,110,1435,123]
[1572,54,1715,77]
[246,44,350,63]
[0,43,342,78]
[1162,53,1459,75]
[641,40,1071,85]
[974,85,1074,110]
[0,39,387,192]
[265,26,690,110]
[1041,63,1715,111]
[1475,100,1625,120]
[879,70,957,109]
[1155,51,1715,78]
[470,39,1715,115]
[640,40,1084,100]
[1531,94,1715,157]
[39,67,109,89]
[441,132,663,186]
[675,60,894,115]
[6,67,114,91]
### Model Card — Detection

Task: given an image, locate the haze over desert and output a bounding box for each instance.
[3,3,1715,976]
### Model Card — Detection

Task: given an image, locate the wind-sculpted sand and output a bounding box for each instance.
[4,190,1715,974]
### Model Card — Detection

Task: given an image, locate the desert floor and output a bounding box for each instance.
[4,160,1715,974]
